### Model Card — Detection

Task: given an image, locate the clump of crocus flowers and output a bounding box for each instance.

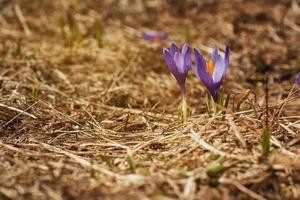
[163,43,191,123]
[163,44,230,122]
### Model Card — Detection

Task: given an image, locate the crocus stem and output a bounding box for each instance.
[181,87,188,123]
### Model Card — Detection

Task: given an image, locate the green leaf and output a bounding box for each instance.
[261,127,270,156]
[126,154,135,173]
[206,161,233,177]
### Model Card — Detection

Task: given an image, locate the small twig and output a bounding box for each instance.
[236,89,251,111]
[284,18,300,33]
[0,102,37,120]
[279,123,297,136]
[220,178,266,200]
[227,117,247,148]
[270,136,296,157]
[190,129,227,157]
[273,85,296,125]
[182,176,196,200]
[0,141,24,153]
[1,101,39,127]
[40,100,82,127]
[96,103,176,120]
[36,141,124,179]
[280,1,292,32]
[14,4,31,36]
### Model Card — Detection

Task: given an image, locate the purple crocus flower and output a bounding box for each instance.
[142,32,168,44]
[193,46,230,102]
[163,43,191,122]
[296,73,300,87]
[163,43,191,91]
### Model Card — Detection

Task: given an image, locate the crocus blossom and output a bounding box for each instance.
[296,73,300,87]
[163,43,191,122]
[193,46,230,102]
[142,32,168,44]
[163,43,191,89]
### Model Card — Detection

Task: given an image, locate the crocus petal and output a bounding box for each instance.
[163,48,180,77]
[182,44,192,70]
[211,46,220,63]
[181,43,189,55]
[142,32,168,41]
[296,73,300,87]
[164,44,192,89]
[174,52,185,74]
[224,46,230,73]
[212,56,226,83]
[194,48,217,99]
[142,33,156,40]
[194,49,210,79]
[170,43,180,56]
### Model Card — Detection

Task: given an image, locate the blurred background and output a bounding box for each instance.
[1,1,300,109]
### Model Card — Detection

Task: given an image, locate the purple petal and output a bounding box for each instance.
[181,43,189,55]
[182,43,192,69]
[212,56,226,83]
[211,46,220,63]
[163,48,185,86]
[194,48,218,100]
[142,32,168,41]
[174,52,185,74]
[296,73,300,87]
[170,43,180,56]
[142,33,156,40]
[163,48,179,76]
[194,48,210,80]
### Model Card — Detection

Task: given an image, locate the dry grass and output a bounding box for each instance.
[0,0,300,199]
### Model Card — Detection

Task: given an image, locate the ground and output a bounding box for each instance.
[0,0,300,199]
